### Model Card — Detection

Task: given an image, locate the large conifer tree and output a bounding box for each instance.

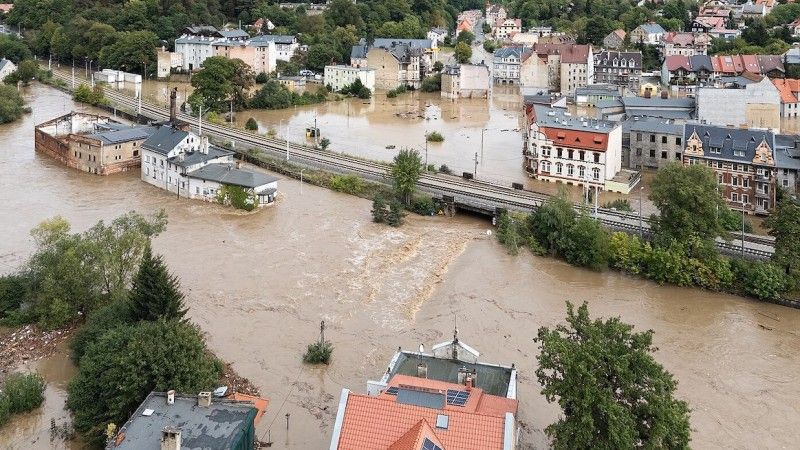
[129,244,187,322]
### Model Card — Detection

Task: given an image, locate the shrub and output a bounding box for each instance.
[255,72,269,83]
[559,216,611,270]
[410,196,436,216]
[303,341,333,364]
[0,393,9,427]
[2,373,46,414]
[0,84,25,124]
[372,194,388,223]
[319,137,331,150]
[387,200,406,227]
[70,298,134,363]
[608,232,647,274]
[731,259,790,301]
[0,274,29,321]
[330,174,365,195]
[244,117,258,131]
[216,185,257,211]
[529,196,577,254]
[387,85,408,98]
[426,131,444,142]
[602,199,634,212]
[438,164,452,175]
[421,73,441,92]
[720,207,753,233]
[73,83,107,106]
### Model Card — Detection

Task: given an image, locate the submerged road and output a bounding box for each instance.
[48,70,776,258]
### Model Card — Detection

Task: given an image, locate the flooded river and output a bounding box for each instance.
[2,84,800,449]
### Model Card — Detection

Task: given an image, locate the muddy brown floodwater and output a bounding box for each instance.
[2,83,800,449]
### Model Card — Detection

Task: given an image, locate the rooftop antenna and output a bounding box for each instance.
[452,315,459,361]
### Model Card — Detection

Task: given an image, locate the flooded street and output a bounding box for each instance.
[2,83,800,449]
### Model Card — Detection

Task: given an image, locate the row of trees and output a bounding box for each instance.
[496,163,799,302]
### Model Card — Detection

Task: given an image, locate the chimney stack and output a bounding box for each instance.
[170,87,178,123]
[167,390,175,405]
[200,136,209,154]
[416,363,428,379]
[197,392,212,407]
[465,375,473,390]
[457,366,468,385]
[160,426,181,450]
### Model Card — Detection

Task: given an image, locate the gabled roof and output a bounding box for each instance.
[611,29,626,39]
[595,50,642,68]
[773,78,800,103]
[493,46,523,59]
[689,54,713,72]
[218,29,249,39]
[636,23,666,34]
[142,126,189,155]
[684,124,775,163]
[188,163,278,189]
[533,43,591,63]
[91,126,157,145]
[0,58,15,73]
[665,55,691,71]
[250,34,296,45]
[758,55,784,73]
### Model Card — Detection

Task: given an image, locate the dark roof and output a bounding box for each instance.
[684,124,775,163]
[689,54,713,72]
[494,46,523,59]
[108,392,256,449]
[390,352,513,397]
[182,25,219,36]
[91,126,157,145]
[595,51,642,69]
[350,44,367,59]
[218,29,248,39]
[188,163,279,189]
[251,34,296,45]
[169,145,233,168]
[621,97,695,109]
[142,126,189,155]
[625,117,683,135]
[372,38,433,50]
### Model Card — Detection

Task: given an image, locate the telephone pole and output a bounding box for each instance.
[473,152,479,178]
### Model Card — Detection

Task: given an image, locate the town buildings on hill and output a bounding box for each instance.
[593,50,643,92]
[518,44,594,96]
[773,78,800,118]
[660,32,712,58]
[329,332,519,449]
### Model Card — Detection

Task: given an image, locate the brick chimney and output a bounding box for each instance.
[160,426,181,450]
[197,391,212,407]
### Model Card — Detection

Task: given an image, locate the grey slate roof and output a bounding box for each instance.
[533,104,618,133]
[621,97,695,109]
[775,135,800,170]
[188,163,279,189]
[183,25,219,36]
[0,58,13,73]
[494,46,523,60]
[109,392,256,450]
[142,126,189,155]
[169,145,233,168]
[372,38,433,50]
[575,84,620,97]
[624,117,683,135]
[250,34,296,45]
[594,51,643,69]
[683,123,775,163]
[218,29,249,39]
[92,126,157,145]
[350,44,367,59]
[689,55,713,72]
[638,23,666,34]
[390,352,513,397]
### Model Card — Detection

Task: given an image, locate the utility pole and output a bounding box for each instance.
[300,169,305,195]
[473,152,479,178]
[741,200,745,257]
[320,320,325,345]
[198,105,203,135]
[480,128,485,162]
[230,97,233,125]
[424,138,428,172]
[285,122,290,161]
[638,185,643,239]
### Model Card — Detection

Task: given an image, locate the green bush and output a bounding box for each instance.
[438,164,452,175]
[387,85,408,98]
[529,196,576,254]
[720,207,753,233]
[602,198,634,212]
[330,174,365,195]
[426,131,444,142]
[244,117,258,131]
[387,200,406,227]
[731,259,790,302]
[2,373,46,414]
[70,298,134,363]
[303,341,333,364]
[216,185,257,211]
[0,84,25,124]
[0,274,29,321]
[421,73,441,92]
[73,83,107,106]
[410,196,436,216]
[0,393,9,427]
[340,78,371,99]
[608,232,648,275]
[255,72,269,83]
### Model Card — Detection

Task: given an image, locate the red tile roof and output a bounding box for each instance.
[741,54,761,74]
[335,375,517,450]
[533,43,591,63]
[541,127,609,152]
[773,78,800,104]
[665,55,691,71]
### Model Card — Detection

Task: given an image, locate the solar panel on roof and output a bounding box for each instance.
[385,386,399,395]
[446,389,470,406]
[421,438,443,450]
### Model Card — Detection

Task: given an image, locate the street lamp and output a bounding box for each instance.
[638,185,644,239]
[741,198,746,257]
[300,169,306,195]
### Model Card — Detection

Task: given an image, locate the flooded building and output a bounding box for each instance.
[524,105,640,194]
[324,65,376,92]
[441,64,490,99]
[106,391,260,450]
[352,38,438,90]
[34,112,155,175]
[329,333,518,450]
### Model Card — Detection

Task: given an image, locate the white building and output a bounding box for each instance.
[248,35,298,61]
[140,125,278,206]
[174,35,219,72]
[0,58,16,81]
[525,105,632,193]
[426,27,449,47]
[441,64,490,99]
[493,18,522,41]
[493,46,524,84]
[323,65,376,92]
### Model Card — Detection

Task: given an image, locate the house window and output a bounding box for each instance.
[593,153,600,163]
[661,136,667,144]
[661,151,667,159]
[133,150,139,157]
[567,164,574,176]
[675,152,681,160]
[578,166,585,178]
[731,192,739,202]
[557,148,563,158]
[732,177,738,186]
[541,161,551,172]
[650,149,655,158]
[592,167,600,180]
[636,133,642,141]
[743,178,749,188]
[650,135,655,143]
[568,149,574,159]
[742,194,749,203]
[556,162,563,174]
[783,179,789,187]
[636,148,642,156]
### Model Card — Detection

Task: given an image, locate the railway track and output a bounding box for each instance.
[50,71,776,257]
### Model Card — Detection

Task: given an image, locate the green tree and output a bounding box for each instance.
[319,137,331,150]
[249,79,293,109]
[433,61,444,72]
[536,302,692,450]
[560,216,611,270]
[306,43,341,72]
[98,30,158,74]
[2,373,46,414]
[0,35,33,63]
[764,198,800,277]
[189,56,254,112]
[454,41,472,63]
[455,30,475,45]
[421,73,441,92]
[389,148,423,206]
[11,59,40,84]
[649,162,727,244]
[245,117,258,131]
[0,84,25,124]
[67,321,222,445]
[387,200,406,227]
[529,194,577,254]
[371,194,388,223]
[129,245,188,322]
[70,298,134,363]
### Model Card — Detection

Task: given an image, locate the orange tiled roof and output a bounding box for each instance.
[337,393,507,450]
[541,127,610,152]
[387,419,444,450]
[378,375,518,416]
[773,78,800,104]
[228,393,269,425]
